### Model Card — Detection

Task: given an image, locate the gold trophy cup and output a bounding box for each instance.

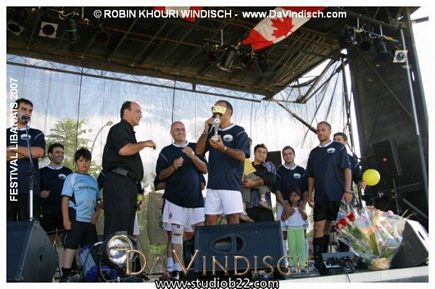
[211,105,226,142]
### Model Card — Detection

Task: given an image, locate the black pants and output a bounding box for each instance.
[103,172,137,238]
[40,203,63,233]
[246,207,275,223]
[7,194,41,222]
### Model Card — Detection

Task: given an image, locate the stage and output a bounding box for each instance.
[283,265,428,282]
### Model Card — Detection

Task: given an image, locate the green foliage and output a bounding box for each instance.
[45,118,101,175]
[149,244,166,257]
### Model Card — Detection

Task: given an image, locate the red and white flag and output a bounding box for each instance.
[242,7,325,51]
[154,7,202,23]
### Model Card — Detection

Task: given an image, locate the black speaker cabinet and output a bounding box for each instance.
[391,219,428,268]
[373,139,402,178]
[7,220,57,282]
[266,151,282,168]
[194,222,283,273]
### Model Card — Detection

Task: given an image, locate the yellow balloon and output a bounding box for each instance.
[362,169,381,186]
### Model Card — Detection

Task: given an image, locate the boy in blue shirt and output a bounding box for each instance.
[60,148,101,281]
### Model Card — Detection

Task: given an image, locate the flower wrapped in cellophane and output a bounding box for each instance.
[336,205,406,270]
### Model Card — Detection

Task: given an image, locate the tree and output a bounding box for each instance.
[45,118,100,175]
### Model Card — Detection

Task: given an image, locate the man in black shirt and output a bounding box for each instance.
[102,101,156,237]
[7,98,46,221]
[243,144,277,222]
[306,121,352,273]
[333,132,366,196]
[40,143,72,244]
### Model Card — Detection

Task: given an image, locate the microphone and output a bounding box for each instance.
[20,115,31,123]
[91,120,114,155]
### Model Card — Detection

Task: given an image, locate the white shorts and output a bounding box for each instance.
[162,200,205,232]
[204,189,244,215]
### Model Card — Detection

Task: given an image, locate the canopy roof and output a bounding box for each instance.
[7,7,416,98]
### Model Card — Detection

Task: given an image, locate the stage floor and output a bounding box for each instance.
[283,265,428,282]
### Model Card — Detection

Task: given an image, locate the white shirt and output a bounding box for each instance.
[286,207,306,227]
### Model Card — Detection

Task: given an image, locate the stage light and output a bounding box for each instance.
[39,21,58,38]
[374,25,392,61]
[7,8,27,36]
[375,38,390,61]
[393,49,408,63]
[104,232,136,268]
[95,24,109,45]
[7,20,25,36]
[240,53,254,69]
[358,34,372,51]
[257,52,269,73]
[217,49,236,72]
[339,27,357,49]
[66,18,78,42]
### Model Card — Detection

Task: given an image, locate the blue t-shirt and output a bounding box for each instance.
[273,164,308,201]
[306,141,350,202]
[156,142,205,208]
[61,173,101,223]
[40,165,73,205]
[7,127,46,195]
[205,124,250,191]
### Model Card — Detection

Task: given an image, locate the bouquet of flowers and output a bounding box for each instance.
[336,205,406,270]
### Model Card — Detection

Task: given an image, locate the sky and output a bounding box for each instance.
[410,6,433,120]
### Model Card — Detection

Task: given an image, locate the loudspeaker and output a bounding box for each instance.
[266,151,282,168]
[391,220,428,268]
[7,220,57,282]
[373,139,402,178]
[194,222,283,273]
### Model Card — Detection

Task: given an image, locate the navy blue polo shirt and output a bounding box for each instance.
[7,127,46,196]
[306,141,350,202]
[273,164,308,201]
[156,142,205,208]
[40,165,73,205]
[205,124,250,192]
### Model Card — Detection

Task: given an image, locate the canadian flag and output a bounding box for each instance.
[242,7,325,51]
[154,7,202,23]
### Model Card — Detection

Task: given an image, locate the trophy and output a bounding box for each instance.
[211,105,226,142]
